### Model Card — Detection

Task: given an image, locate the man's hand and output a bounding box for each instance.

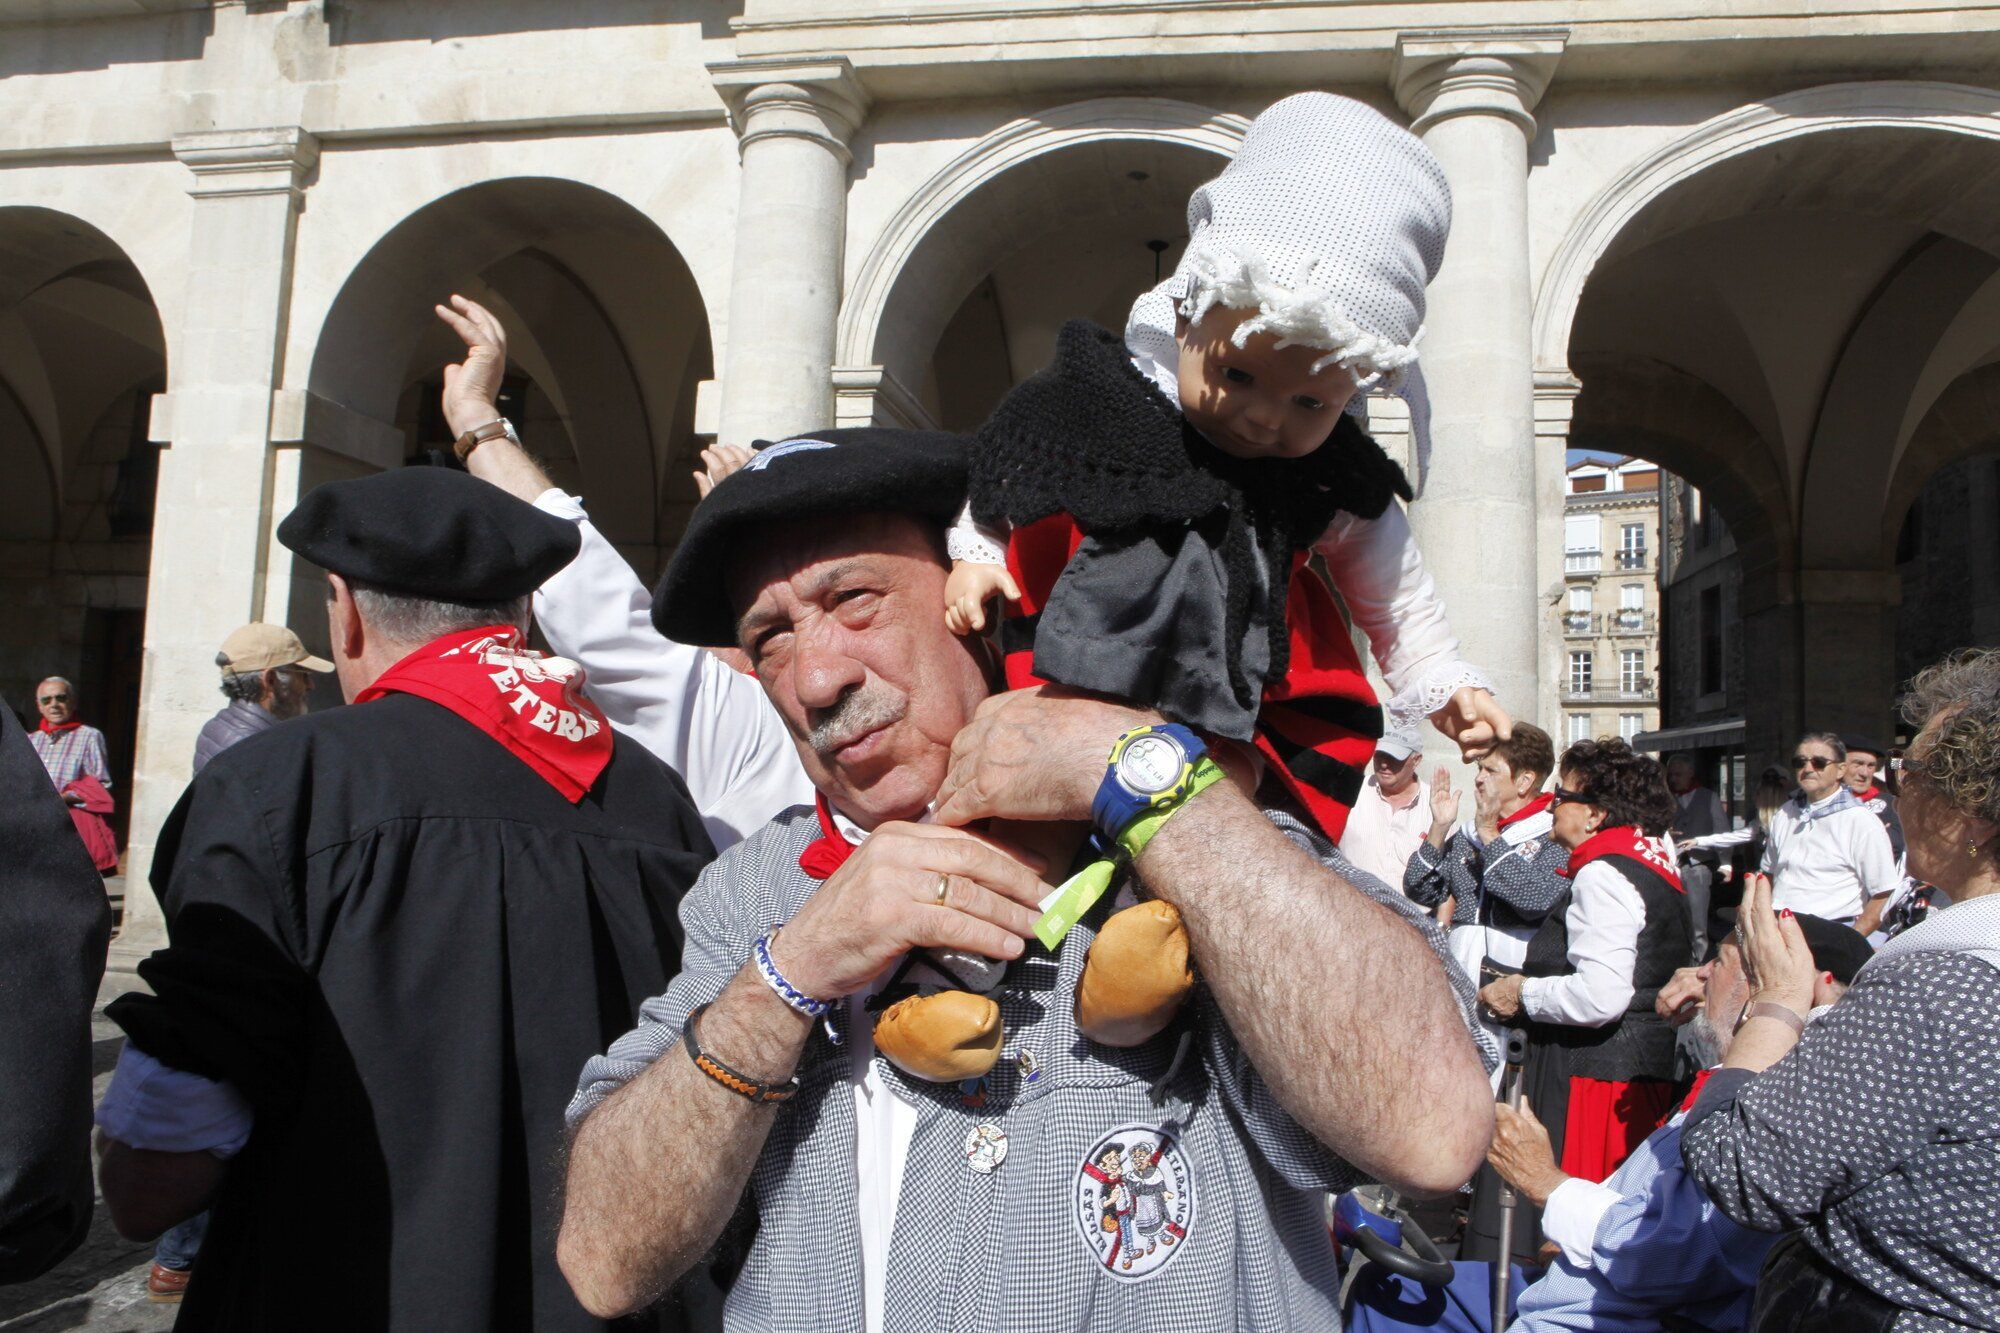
[1430,687,1513,761]
[693,445,752,500]
[931,687,1157,828]
[770,823,1048,1002]
[1488,1099,1567,1208]
[63,789,86,806]
[1655,966,1704,1025]
[944,561,1022,637]
[1478,971,1525,1021]
[434,294,509,438]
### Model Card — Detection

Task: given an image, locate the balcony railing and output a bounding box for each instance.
[1614,549,1650,571]
[1561,682,1659,704]
[1608,609,1656,634]
[1563,611,1596,636]
[1565,550,1602,574]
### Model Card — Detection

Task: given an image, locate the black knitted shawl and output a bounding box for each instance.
[969,319,1413,702]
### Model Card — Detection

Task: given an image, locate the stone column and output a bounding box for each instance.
[1533,372,1580,734]
[1393,30,1566,726]
[708,58,868,446]
[114,127,317,970]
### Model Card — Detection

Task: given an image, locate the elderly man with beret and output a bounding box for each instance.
[93,468,716,1331]
[424,322,1495,1333]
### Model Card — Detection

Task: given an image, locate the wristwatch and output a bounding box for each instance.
[453,416,520,462]
[1090,724,1222,853]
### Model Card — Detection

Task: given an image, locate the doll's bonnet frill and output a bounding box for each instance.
[1126,92,1451,483]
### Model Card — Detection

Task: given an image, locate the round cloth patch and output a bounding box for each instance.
[1072,1122,1197,1281]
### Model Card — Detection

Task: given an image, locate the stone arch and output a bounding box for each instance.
[1533,81,2000,377]
[1883,361,2000,561]
[306,177,714,567]
[836,98,1246,424]
[0,204,167,818]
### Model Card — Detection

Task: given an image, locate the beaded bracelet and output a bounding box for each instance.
[754,928,831,1019]
[682,1003,797,1105]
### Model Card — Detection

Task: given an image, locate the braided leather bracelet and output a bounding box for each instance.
[682,1003,798,1105]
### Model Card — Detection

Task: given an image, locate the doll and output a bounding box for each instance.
[917,93,1514,1060]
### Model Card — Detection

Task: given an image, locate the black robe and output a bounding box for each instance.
[0,701,113,1283]
[107,693,715,1330]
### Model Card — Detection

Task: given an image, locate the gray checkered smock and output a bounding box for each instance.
[570,803,1492,1332]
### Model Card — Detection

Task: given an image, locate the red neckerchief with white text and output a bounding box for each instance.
[38,716,82,735]
[1498,792,1554,830]
[1562,824,1684,892]
[799,793,857,880]
[356,625,611,802]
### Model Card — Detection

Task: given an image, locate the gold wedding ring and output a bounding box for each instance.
[932,873,951,906]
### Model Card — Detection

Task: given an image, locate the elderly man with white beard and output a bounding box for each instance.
[1479,902,1873,1331]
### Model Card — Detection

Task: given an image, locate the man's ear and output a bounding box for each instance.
[327,573,364,661]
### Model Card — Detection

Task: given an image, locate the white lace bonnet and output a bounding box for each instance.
[1125,92,1452,479]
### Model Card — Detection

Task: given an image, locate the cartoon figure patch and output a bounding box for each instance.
[1072,1122,1196,1281]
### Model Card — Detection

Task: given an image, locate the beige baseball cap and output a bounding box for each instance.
[216,623,333,675]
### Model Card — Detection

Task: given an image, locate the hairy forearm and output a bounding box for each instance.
[1853,893,1889,936]
[1139,786,1492,1195]
[558,967,809,1317]
[461,435,557,505]
[96,1135,225,1242]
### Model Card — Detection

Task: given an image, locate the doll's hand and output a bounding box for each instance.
[944,561,1022,636]
[1432,687,1513,761]
[692,444,753,500]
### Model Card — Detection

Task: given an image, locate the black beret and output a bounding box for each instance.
[276,466,580,602]
[1791,912,1875,985]
[1841,735,1887,760]
[652,428,970,646]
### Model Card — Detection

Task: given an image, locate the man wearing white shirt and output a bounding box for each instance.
[1337,727,1431,892]
[1763,732,1898,930]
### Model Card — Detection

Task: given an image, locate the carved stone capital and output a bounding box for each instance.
[171,126,319,201]
[1392,30,1568,138]
[707,58,869,164]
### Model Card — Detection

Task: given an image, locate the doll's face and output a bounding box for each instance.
[1175,305,1362,461]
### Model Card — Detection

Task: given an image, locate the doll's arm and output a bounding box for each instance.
[1317,505,1509,756]
[944,501,1020,635]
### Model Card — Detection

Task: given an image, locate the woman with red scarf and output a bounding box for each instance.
[1469,737,1689,1263]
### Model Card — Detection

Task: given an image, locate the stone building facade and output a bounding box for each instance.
[1558,457,1661,749]
[6,2,2000,959]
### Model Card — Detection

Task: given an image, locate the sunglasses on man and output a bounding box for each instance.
[38,692,70,705]
[1791,754,1834,771]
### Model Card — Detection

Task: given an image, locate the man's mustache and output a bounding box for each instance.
[809,687,908,757]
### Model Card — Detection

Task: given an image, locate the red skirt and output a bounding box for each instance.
[1559,1075,1678,1181]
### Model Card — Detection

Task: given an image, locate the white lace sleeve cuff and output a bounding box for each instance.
[946,500,1009,565]
[1383,659,1495,734]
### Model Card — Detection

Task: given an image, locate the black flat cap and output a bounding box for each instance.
[1841,735,1887,760]
[1792,912,1875,985]
[277,466,580,601]
[652,428,969,646]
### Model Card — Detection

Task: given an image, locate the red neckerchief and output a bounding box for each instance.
[799,793,856,880]
[1498,792,1554,829]
[1562,824,1684,892]
[1859,785,1881,802]
[1671,1067,1716,1122]
[37,716,82,735]
[356,625,611,802]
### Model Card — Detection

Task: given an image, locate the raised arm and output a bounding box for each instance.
[934,688,1493,1195]
[436,295,811,848]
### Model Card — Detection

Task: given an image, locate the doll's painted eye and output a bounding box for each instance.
[1221,366,1254,385]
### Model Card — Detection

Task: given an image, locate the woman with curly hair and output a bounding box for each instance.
[1466,737,1690,1262]
[1683,649,2000,1329]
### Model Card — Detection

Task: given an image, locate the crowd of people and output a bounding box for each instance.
[1,89,1995,1333]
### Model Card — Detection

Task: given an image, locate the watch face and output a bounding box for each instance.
[1118,733,1186,796]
